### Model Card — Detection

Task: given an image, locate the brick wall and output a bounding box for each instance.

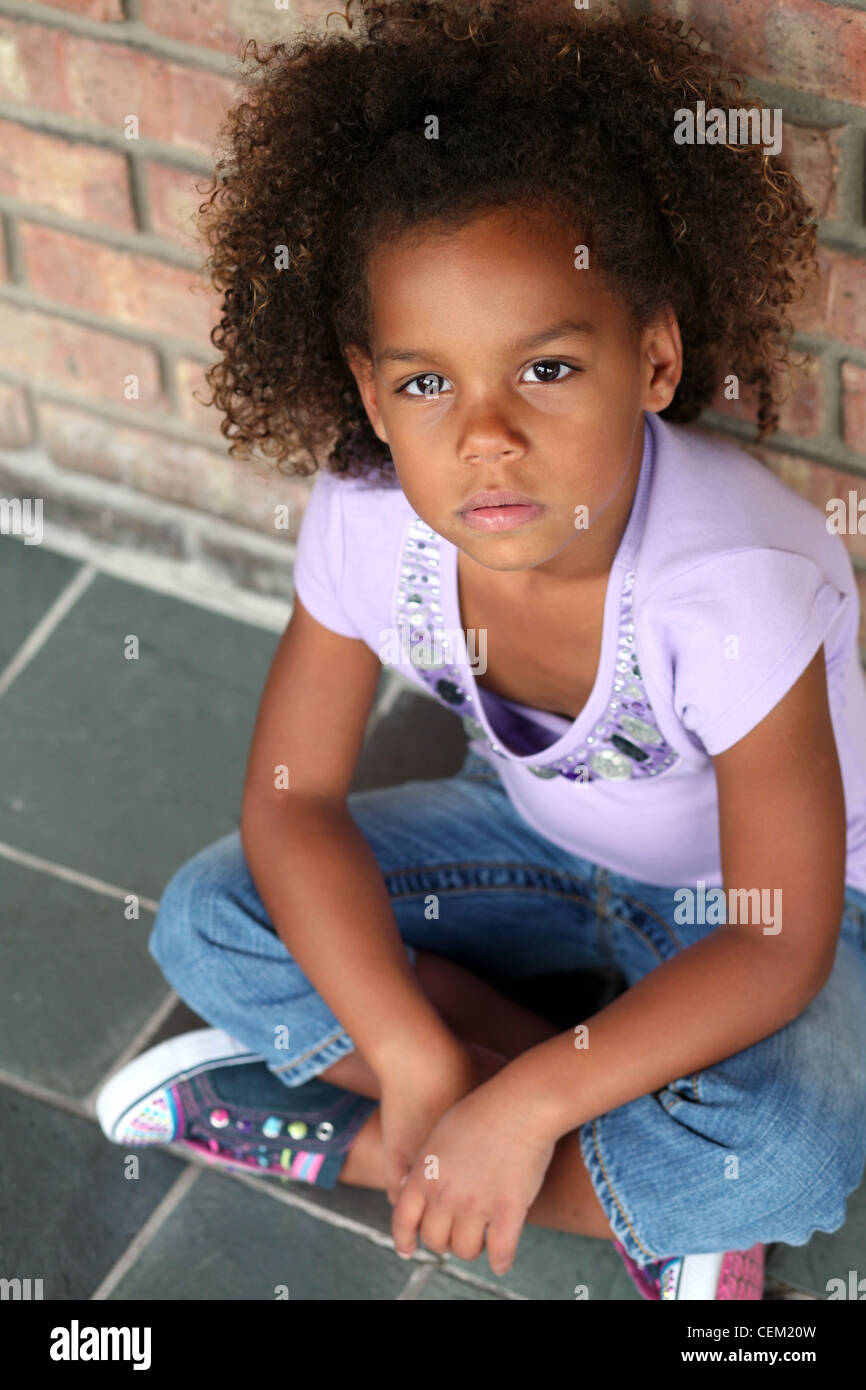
[0,0,864,652]
[0,0,332,556]
[646,0,866,662]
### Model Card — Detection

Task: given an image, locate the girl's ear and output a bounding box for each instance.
[343,344,390,446]
[640,309,683,415]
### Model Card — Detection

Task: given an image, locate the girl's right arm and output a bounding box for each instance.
[239,595,478,1192]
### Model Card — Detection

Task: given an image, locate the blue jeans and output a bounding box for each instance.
[148,749,866,1266]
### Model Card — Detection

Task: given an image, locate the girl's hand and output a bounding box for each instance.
[377,1042,505,1208]
[390,1071,557,1275]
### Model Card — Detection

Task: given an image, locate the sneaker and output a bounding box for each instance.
[613,1238,765,1300]
[95,1027,379,1190]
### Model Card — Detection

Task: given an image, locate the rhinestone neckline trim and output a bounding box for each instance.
[394,518,681,784]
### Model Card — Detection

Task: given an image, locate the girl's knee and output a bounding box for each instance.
[148,832,243,976]
[148,862,203,976]
[741,1095,866,1243]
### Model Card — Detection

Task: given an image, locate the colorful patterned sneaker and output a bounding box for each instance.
[95,1028,379,1189]
[613,1238,765,1300]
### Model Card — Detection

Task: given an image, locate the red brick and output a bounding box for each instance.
[43,0,125,18]
[0,301,163,406]
[147,163,209,253]
[0,381,31,447]
[710,354,823,437]
[784,244,832,337]
[0,120,135,229]
[38,399,311,533]
[651,0,866,107]
[782,123,843,222]
[175,357,224,437]
[39,397,233,500]
[0,18,64,105]
[138,0,332,52]
[789,246,866,352]
[0,18,238,153]
[754,447,866,565]
[19,224,218,343]
[842,362,866,457]
[826,256,866,352]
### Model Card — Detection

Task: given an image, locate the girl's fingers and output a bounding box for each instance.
[448,1215,487,1264]
[391,1180,426,1258]
[417,1202,455,1259]
[485,1208,525,1277]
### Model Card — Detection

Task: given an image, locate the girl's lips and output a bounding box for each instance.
[458,502,545,532]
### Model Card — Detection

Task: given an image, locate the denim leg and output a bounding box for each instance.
[148,828,368,1085]
[578,882,866,1263]
[148,754,613,1086]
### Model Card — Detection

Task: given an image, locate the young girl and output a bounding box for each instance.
[96,0,866,1301]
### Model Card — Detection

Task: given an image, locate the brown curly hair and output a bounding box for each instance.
[195,0,819,480]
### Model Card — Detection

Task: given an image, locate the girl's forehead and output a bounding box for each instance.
[369,202,581,262]
[365,215,621,333]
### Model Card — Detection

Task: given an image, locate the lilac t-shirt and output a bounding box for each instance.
[292,410,866,895]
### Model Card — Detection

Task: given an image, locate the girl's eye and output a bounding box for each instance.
[522,359,579,384]
[396,360,581,397]
[398,373,450,398]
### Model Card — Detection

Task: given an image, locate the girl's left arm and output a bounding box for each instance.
[494,644,848,1142]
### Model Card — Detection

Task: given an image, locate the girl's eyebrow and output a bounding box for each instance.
[374,317,598,369]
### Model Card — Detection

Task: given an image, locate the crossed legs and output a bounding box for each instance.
[319,948,613,1240]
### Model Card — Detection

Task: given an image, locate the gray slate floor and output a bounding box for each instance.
[1,533,863,1300]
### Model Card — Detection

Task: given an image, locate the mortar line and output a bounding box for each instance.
[0,561,96,699]
[0,1,250,74]
[0,1067,95,1120]
[395,1265,435,1300]
[223,1165,441,1258]
[210,1164,528,1297]
[89,1166,201,1301]
[0,838,160,912]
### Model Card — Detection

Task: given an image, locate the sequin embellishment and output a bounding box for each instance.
[394,517,680,784]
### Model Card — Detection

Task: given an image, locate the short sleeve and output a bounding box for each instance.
[642,548,851,756]
[291,469,362,639]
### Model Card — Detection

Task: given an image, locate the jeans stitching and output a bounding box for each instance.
[658,1074,702,1107]
[382,860,597,910]
[608,890,686,951]
[270,1027,351,1073]
[589,1117,658,1260]
[613,917,664,966]
[384,857,592,884]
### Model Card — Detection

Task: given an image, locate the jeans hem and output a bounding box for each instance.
[269,1032,358,1087]
[578,1115,665,1266]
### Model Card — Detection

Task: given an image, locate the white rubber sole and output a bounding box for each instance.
[670,1252,726,1299]
[95,1028,262,1142]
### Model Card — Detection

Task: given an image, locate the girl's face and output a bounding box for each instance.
[345,203,681,580]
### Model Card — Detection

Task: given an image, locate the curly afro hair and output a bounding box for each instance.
[195,0,819,481]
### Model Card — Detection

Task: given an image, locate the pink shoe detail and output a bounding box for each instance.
[717,1243,765,1299]
[613,1237,765,1300]
[179,1134,325,1183]
[612,1238,662,1299]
